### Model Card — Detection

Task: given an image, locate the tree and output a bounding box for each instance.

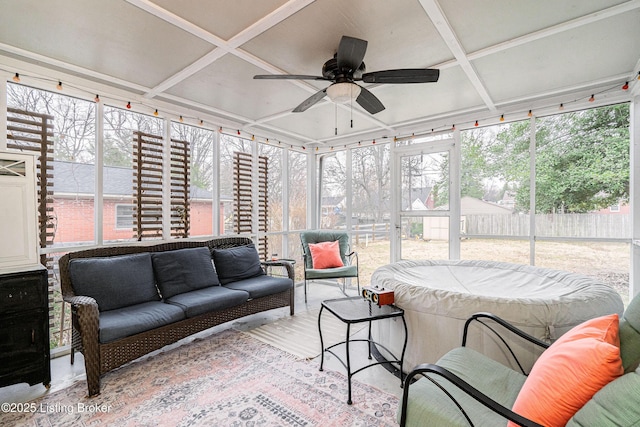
[510,105,629,213]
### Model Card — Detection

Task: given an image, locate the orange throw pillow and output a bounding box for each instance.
[308,240,344,269]
[508,313,623,427]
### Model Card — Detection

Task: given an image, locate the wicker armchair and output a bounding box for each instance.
[59,237,294,396]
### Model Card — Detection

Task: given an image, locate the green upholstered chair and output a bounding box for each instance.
[300,230,359,303]
[399,292,640,427]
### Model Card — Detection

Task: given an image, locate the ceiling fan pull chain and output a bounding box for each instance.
[350,85,354,128]
[335,102,338,136]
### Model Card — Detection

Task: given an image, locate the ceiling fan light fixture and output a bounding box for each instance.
[326,82,361,103]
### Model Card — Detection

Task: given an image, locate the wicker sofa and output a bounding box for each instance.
[59,237,294,397]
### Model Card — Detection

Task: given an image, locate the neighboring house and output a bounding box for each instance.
[51,161,223,244]
[402,186,433,211]
[594,202,630,215]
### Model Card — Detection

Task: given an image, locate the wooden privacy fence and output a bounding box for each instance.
[464,213,630,239]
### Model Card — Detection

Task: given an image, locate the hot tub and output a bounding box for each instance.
[370,260,624,373]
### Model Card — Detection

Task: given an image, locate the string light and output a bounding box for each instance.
[3,69,634,154]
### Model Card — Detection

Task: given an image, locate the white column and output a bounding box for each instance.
[630,95,640,299]
[212,130,220,236]
[162,119,171,240]
[282,147,290,257]
[0,73,8,151]
[345,148,352,233]
[307,151,317,229]
[94,101,104,245]
[450,129,461,260]
[529,116,537,266]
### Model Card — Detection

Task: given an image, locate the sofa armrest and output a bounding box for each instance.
[261,260,295,281]
[63,294,101,396]
[462,312,550,375]
[400,363,542,427]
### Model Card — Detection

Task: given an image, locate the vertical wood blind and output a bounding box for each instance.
[6,108,56,330]
[170,138,190,238]
[133,132,190,240]
[233,151,268,259]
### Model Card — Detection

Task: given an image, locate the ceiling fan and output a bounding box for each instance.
[253,35,440,115]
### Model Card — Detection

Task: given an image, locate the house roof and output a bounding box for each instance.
[1,1,638,150]
[52,161,216,200]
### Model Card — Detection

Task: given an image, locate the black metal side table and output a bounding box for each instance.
[318,296,408,405]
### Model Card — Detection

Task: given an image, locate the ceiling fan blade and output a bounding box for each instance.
[254,74,328,80]
[356,86,385,114]
[292,88,327,112]
[336,36,368,72]
[361,68,440,84]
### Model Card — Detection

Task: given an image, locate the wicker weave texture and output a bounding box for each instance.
[58,237,293,397]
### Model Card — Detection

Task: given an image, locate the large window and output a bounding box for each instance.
[172,122,215,237]
[258,143,283,258]
[534,105,630,302]
[351,144,391,283]
[457,105,630,301]
[320,152,347,229]
[459,120,531,264]
[103,106,162,242]
[218,134,251,235]
[7,83,97,248]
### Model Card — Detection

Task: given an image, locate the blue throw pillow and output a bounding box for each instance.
[212,244,264,285]
[68,253,159,311]
[151,247,220,299]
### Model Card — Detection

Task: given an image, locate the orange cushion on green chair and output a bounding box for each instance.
[308,240,344,269]
[508,314,624,427]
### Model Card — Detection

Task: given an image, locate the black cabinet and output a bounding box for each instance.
[0,266,50,389]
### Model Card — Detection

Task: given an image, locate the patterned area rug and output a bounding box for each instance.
[2,329,398,427]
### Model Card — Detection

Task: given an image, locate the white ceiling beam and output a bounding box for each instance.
[127,0,317,98]
[418,0,496,111]
[468,0,640,61]
[0,42,151,94]
[131,0,396,133]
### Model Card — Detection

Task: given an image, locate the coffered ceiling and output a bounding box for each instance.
[1,0,639,148]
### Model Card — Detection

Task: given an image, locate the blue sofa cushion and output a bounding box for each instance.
[166,286,249,318]
[69,253,159,311]
[212,244,264,285]
[224,275,292,299]
[151,247,220,299]
[99,301,185,343]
